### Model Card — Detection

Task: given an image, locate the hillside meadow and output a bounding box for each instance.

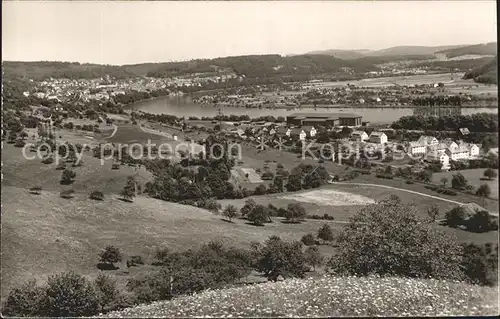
[100,275,498,317]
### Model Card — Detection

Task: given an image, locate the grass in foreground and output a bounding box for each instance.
[100,275,498,317]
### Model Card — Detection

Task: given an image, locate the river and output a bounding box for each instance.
[131,95,498,124]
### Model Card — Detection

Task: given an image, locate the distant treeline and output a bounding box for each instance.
[462,56,497,85]
[2,54,380,81]
[391,113,498,132]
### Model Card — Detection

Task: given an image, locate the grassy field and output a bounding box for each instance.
[101,275,498,317]
[432,169,499,200]
[0,183,342,301]
[2,141,152,195]
[354,173,499,214]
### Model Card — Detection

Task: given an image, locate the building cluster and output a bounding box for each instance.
[408,135,480,169]
[23,72,239,104]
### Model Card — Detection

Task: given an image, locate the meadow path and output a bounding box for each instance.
[329,181,499,217]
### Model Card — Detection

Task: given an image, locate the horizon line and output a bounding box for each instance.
[3,41,497,67]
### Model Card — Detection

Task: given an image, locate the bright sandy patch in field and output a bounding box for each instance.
[280,189,375,206]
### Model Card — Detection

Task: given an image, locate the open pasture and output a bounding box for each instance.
[432,169,499,199]
[0,185,341,300]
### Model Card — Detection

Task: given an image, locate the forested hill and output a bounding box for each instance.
[2,55,379,81]
[437,42,497,58]
[462,55,498,84]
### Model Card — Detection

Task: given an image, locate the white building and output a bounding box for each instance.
[469,144,480,158]
[369,132,388,144]
[299,130,306,141]
[442,139,458,150]
[418,135,439,146]
[408,141,426,156]
[302,126,317,138]
[351,130,369,141]
[445,146,470,161]
[427,143,448,154]
[427,150,450,170]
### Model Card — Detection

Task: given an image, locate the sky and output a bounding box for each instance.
[2,1,497,65]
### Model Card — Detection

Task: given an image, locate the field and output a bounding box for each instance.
[303,73,497,96]
[432,169,499,200]
[0,185,340,301]
[280,189,375,206]
[101,276,498,317]
[2,138,152,195]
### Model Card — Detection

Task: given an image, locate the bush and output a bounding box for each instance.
[466,210,498,233]
[317,224,334,242]
[304,246,324,271]
[89,190,104,201]
[2,280,45,316]
[301,233,316,246]
[41,271,100,316]
[41,157,54,164]
[203,198,221,213]
[60,189,75,199]
[257,236,308,281]
[129,255,145,266]
[476,184,492,198]
[29,186,42,195]
[247,205,270,226]
[253,184,267,195]
[461,243,498,286]
[99,245,123,266]
[285,203,307,223]
[60,168,76,185]
[445,206,467,228]
[443,189,457,196]
[328,196,464,281]
[94,274,122,313]
[14,139,26,147]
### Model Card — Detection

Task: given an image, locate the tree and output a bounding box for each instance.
[41,271,100,317]
[253,184,267,195]
[223,204,238,222]
[154,247,170,265]
[204,198,221,213]
[301,233,316,246]
[99,245,123,267]
[483,168,497,180]
[2,280,45,316]
[121,177,136,201]
[427,204,440,222]
[60,168,76,185]
[285,203,307,223]
[240,199,256,217]
[451,172,468,190]
[328,196,464,280]
[93,274,120,313]
[445,206,467,228]
[247,205,269,226]
[305,246,324,271]
[317,224,334,242]
[257,236,307,281]
[461,243,498,286]
[440,176,449,187]
[476,184,491,198]
[466,210,496,233]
